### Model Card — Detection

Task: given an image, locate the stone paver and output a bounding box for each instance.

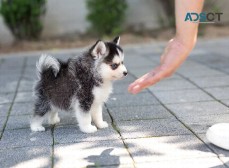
[108,105,174,121]
[1,39,229,167]
[116,119,191,139]
[152,89,213,104]
[0,80,18,93]
[125,55,156,68]
[221,100,229,107]
[190,75,229,88]
[54,140,133,168]
[205,87,229,100]
[14,92,34,103]
[128,66,156,78]
[149,78,197,91]
[112,82,147,95]
[180,113,229,134]
[176,61,226,78]
[0,128,52,149]
[5,115,32,130]
[135,157,226,168]
[57,106,112,126]
[0,93,15,105]
[18,80,35,92]
[190,51,229,73]
[0,103,11,116]
[0,116,6,131]
[125,135,216,163]
[198,134,229,157]
[221,158,229,167]
[10,102,34,116]
[107,92,160,108]
[166,101,229,118]
[0,146,51,168]
[54,124,120,144]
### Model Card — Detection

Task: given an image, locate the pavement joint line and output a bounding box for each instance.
[5,127,31,131]
[133,156,224,166]
[202,85,229,89]
[84,163,132,168]
[13,101,34,103]
[0,102,14,106]
[0,57,27,140]
[0,144,52,151]
[111,90,149,96]
[129,70,229,167]
[107,104,160,108]
[158,99,220,105]
[150,89,229,167]
[176,72,229,167]
[14,90,33,93]
[9,114,32,116]
[104,103,136,168]
[148,87,200,92]
[190,55,229,76]
[51,125,55,168]
[219,100,229,109]
[113,117,174,122]
[177,72,229,110]
[121,133,194,140]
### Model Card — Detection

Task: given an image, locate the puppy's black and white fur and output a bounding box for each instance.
[30,37,127,133]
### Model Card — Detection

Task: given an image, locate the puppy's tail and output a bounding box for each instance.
[36,54,60,78]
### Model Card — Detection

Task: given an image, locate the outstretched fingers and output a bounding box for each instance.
[128,66,167,94]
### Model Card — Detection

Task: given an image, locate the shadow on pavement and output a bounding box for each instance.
[85,148,120,168]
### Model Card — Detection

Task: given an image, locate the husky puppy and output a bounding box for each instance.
[30,37,127,133]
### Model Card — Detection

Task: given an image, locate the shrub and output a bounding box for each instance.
[86,0,127,36]
[0,0,46,40]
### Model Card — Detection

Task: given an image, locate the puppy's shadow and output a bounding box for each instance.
[85,148,120,168]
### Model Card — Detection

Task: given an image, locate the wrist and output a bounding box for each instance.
[174,33,197,52]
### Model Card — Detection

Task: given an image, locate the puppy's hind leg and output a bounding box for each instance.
[30,99,51,132]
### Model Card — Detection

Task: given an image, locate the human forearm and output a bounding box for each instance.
[128,0,205,94]
[175,0,204,51]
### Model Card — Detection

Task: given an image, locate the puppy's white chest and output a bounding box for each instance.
[93,82,112,103]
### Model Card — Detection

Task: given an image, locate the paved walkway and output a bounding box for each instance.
[0,38,229,168]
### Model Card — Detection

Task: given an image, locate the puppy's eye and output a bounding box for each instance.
[110,63,118,70]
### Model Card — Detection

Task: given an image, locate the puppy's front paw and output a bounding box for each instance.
[96,121,108,129]
[31,125,45,132]
[80,125,97,133]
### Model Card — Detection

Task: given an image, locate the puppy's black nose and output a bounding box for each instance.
[123,71,128,76]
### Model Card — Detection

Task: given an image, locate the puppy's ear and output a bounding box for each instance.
[91,40,107,59]
[113,36,120,45]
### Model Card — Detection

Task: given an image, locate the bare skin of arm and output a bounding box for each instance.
[128,0,205,94]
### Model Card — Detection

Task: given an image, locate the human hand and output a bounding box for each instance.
[128,37,193,94]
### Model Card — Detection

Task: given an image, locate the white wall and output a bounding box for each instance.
[0,0,167,44]
[125,0,167,31]
[42,0,89,37]
[42,0,167,36]
[0,0,229,45]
